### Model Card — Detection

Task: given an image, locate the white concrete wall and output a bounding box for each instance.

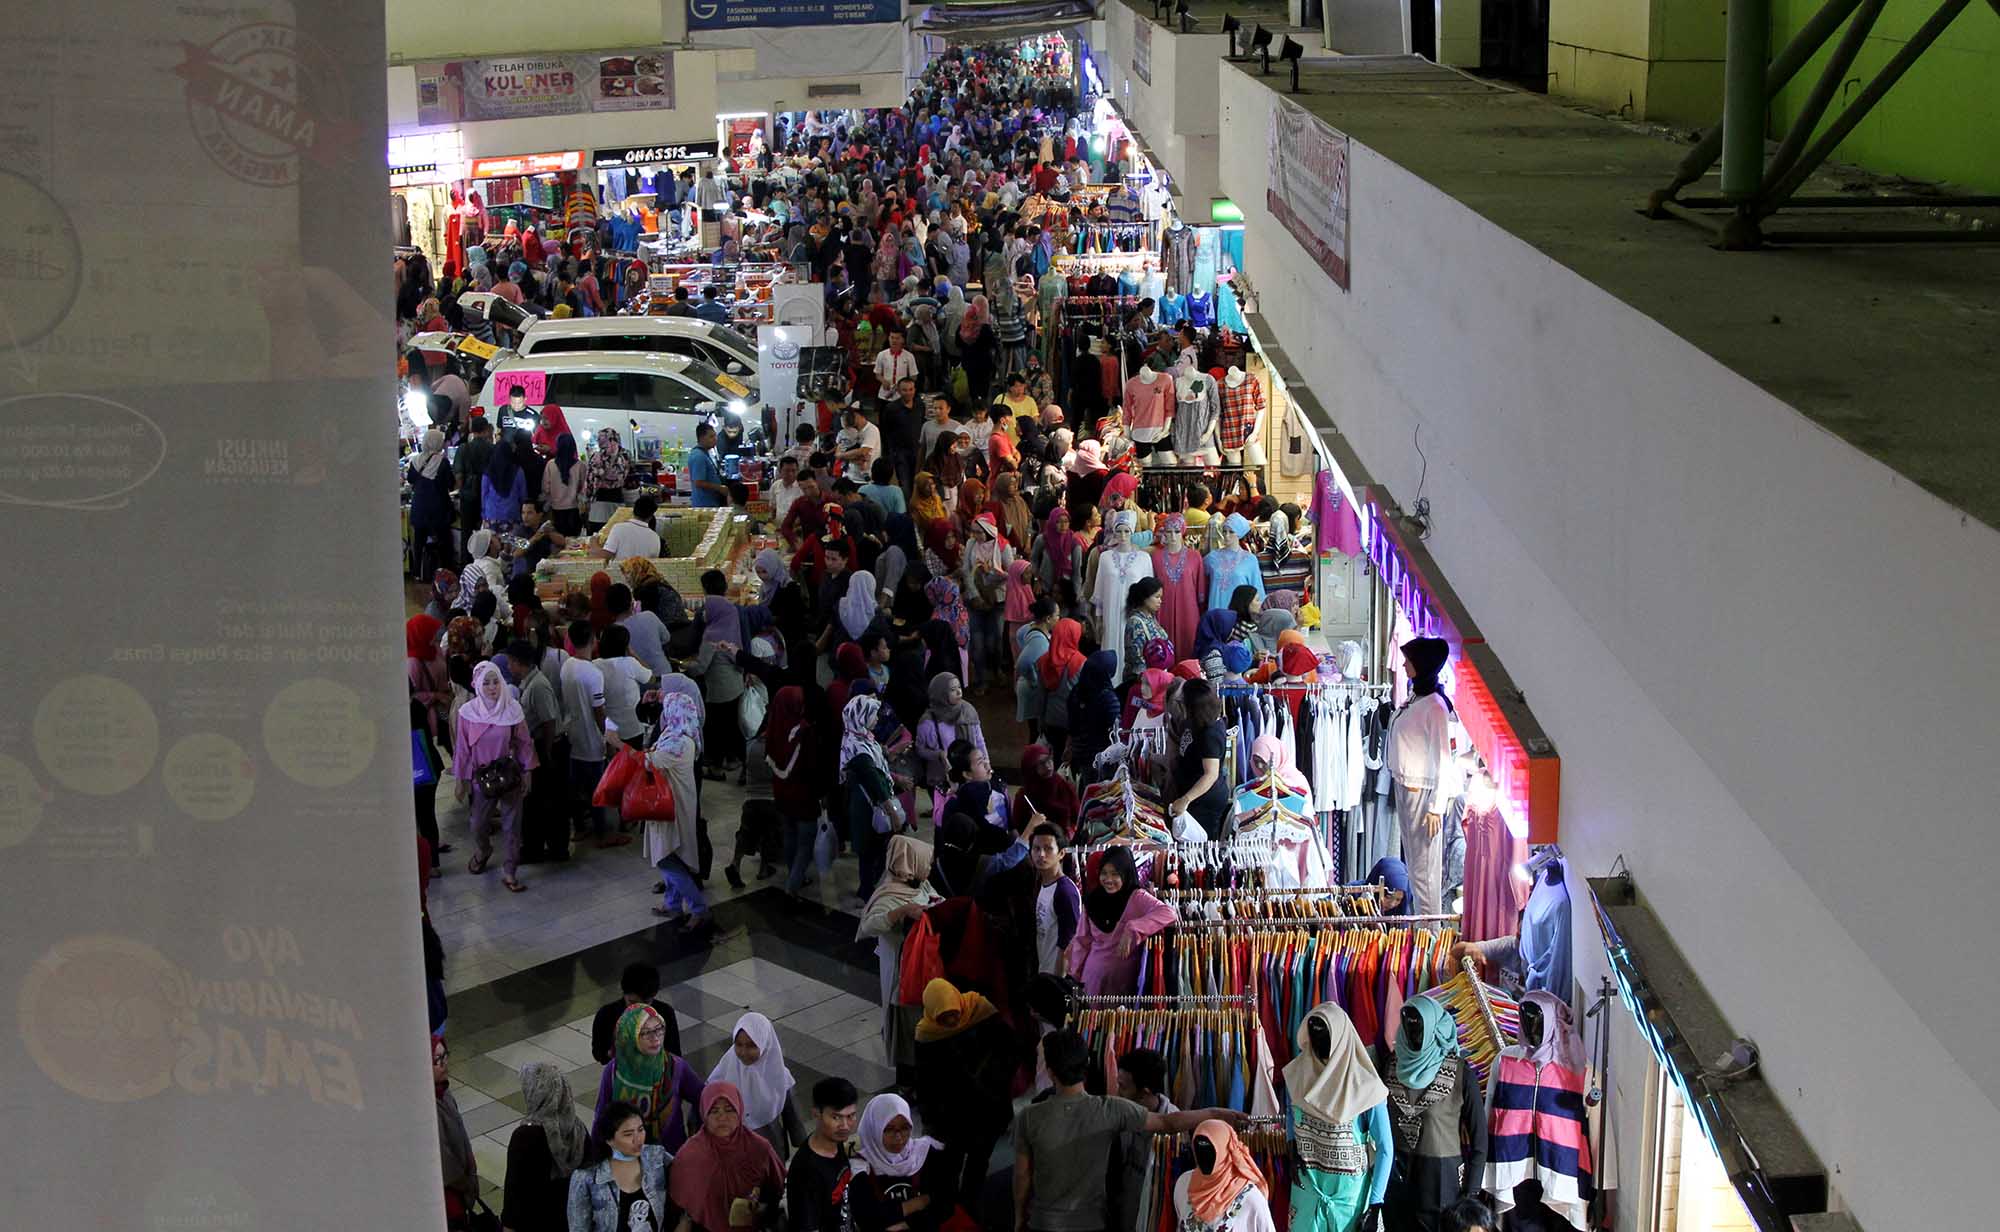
[1101,4,1228,219]
[1217,62,2000,1229]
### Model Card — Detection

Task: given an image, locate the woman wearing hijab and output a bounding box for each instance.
[1365,856,1415,918]
[668,1083,787,1232]
[405,429,455,580]
[1379,997,1485,1232]
[957,294,999,404]
[689,588,751,776]
[481,431,526,528]
[954,476,990,534]
[1387,636,1454,917]
[770,685,831,900]
[594,1004,706,1150]
[708,1012,807,1156]
[960,512,1013,689]
[1284,1002,1394,1232]
[1066,845,1176,996]
[990,472,1034,554]
[453,661,536,892]
[1062,648,1120,784]
[407,615,449,863]
[910,471,949,525]
[1173,1120,1276,1232]
[838,569,879,642]
[645,693,709,931]
[842,694,908,899]
[858,834,943,1076]
[927,430,966,500]
[1253,607,1299,659]
[1064,439,1109,513]
[566,1100,671,1232]
[924,573,971,676]
[434,1036,478,1226]
[1192,609,1241,681]
[583,429,633,530]
[1015,743,1080,837]
[915,672,985,803]
[846,1093,949,1232]
[1033,505,1086,613]
[541,427,584,535]
[461,530,512,623]
[912,978,1019,1215]
[503,1061,587,1232]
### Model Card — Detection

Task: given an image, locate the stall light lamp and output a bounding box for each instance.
[1279,36,1305,92]
[1177,0,1195,33]
[1250,25,1274,74]
[1222,13,1244,57]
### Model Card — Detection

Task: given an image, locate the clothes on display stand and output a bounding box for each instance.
[1485,991,1594,1230]
[1218,369,1266,454]
[1068,996,1280,1116]
[1162,222,1197,294]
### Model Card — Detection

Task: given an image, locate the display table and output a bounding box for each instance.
[534,505,749,596]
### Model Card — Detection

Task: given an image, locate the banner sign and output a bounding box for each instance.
[468,150,585,178]
[416,50,676,125]
[687,0,902,31]
[1266,96,1350,291]
[758,325,808,412]
[1132,18,1152,86]
[593,141,721,168]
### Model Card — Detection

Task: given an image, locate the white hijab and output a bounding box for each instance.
[839,570,878,641]
[1281,1001,1387,1126]
[855,1092,937,1178]
[706,1012,796,1129]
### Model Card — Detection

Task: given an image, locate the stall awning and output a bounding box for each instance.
[1591,875,1831,1229]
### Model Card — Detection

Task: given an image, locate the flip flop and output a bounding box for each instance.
[502,877,527,893]
[467,853,489,875]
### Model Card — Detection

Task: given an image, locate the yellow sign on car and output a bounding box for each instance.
[715,373,751,398]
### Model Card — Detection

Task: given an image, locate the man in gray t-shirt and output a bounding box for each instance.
[1012,1030,1245,1232]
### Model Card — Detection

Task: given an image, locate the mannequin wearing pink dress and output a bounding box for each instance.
[1150,514,1208,662]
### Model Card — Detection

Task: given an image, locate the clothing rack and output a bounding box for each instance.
[1075,992,1253,1006]
[1170,912,1462,929]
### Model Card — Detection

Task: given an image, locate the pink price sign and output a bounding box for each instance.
[490,371,547,406]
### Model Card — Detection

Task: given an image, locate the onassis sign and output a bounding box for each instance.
[593,141,721,168]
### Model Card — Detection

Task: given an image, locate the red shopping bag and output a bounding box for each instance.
[620,760,678,823]
[591,744,644,808]
[895,912,945,1007]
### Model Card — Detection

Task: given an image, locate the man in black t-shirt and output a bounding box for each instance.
[589,962,682,1064]
[787,1077,860,1231]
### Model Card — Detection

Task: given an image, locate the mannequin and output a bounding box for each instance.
[1204,513,1265,611]
[1124,362,1176,459]
[1385,638,1459,916]
[1485,991,1593,1230]
[1175,1119,1278,1232]
[1149,514,1206,661]
[1220,366,1267,466]
[1282,1003,1392,1232]
[1089,510,1155,678]
[1381,1000,1487,1232]
[1521,857,1573,999]
[1173,370,1220,467]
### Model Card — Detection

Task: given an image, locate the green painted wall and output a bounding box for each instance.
[1767,0,2000,192]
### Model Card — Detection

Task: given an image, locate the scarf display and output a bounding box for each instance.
[1391,995,1461,1091]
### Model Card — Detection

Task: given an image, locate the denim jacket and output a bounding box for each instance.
[567,1146,672,1232]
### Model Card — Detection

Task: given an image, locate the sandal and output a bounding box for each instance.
[502,877,527,893]
[467,853,489,875]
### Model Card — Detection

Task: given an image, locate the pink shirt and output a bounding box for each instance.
[1067,889,1177,996]
[452,716,537,776]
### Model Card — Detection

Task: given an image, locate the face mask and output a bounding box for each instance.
[611,1148,639,1162]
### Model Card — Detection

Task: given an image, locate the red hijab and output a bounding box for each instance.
[1038,618,1086,690]
[1016,743,1080,836]
[531,404,571,455]
[588,571,615,632]
[668,1083,785,1232]
[405,614,443,661]
[828,642,870,715]
[924,518,962,572]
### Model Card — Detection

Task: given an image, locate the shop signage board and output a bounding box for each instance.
[687,0,901,29]
[468,151,586,178]
[593,142,721,168]
[758,325,809,412]
[1132,19,1152,85]
[415,50,676,124]
[1266,95,1350,291]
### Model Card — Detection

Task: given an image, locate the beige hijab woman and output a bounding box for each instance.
[857,834,941,1067]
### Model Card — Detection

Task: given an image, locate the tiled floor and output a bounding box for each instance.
[430,679,1033,1210]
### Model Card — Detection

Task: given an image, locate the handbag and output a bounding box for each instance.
[473,756,523,797]
[592,744,644,807]
[620,759,677,822]
[739,678,769,741]
[895,911,944,1006]
[411,729,438,788]
[812,811,837,873]
[465,1196,499,1232]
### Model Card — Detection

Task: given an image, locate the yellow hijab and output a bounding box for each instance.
[915,978,999,1042]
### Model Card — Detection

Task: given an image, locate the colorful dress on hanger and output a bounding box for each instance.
[1459,804,1530,943]
[1150,543,1206,661]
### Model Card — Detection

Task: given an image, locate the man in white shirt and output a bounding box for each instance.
[834,405,880,484]
[769,454,807,531]
[610,584,673,678]
[872,330,919,392]
[559,621,628,849]
[594,625,655,742]
[594,494,662,561]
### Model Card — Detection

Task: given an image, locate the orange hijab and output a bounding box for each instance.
[1186,1119,1269,1223]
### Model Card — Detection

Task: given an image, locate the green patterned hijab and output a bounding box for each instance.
[612,1004,669,1107]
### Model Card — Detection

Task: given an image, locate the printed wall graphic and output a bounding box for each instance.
[1266,95,1351,291]
[1132,18,1152,86]
[687,0,901,30]
[416,50,676,124]
[0,1,439,1227]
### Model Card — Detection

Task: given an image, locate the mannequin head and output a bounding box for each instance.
[1193,1133,1218,1174]
[1519,1000,1544,1049]
[1401,1003,1425,1051]
[1307,1013,1333,1062]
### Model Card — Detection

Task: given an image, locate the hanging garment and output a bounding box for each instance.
[1125,372,1176,442]
[1218,375,1265,453]
[1204,548,1265,611]
[1288,1106,1391,1232]
[1383,1058,1486,1228]
[1150,545,1207,663]
[1459,805,1530,944]
[1485,996,1592,1230]
[1092,548,1157,679]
